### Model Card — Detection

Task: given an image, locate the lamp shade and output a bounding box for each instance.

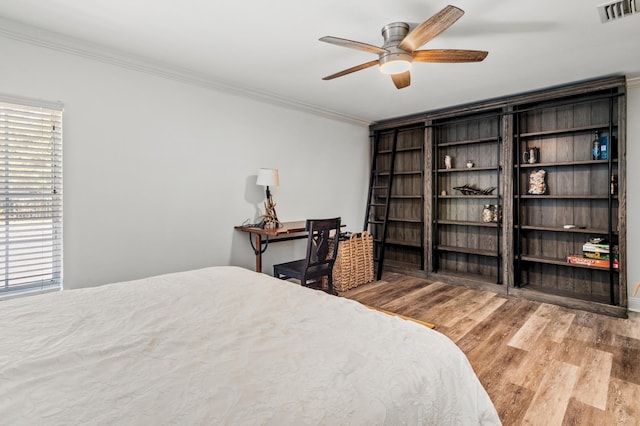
[256,168,279,187]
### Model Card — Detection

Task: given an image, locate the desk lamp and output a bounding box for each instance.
[256,168,280,228]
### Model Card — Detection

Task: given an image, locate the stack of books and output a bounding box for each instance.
[567,240,619,269]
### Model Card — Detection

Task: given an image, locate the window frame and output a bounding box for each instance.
[0,95,63,298]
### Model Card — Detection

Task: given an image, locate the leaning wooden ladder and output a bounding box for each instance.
[363,129,398,280]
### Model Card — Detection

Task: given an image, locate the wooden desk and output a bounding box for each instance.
[235,221,308,273]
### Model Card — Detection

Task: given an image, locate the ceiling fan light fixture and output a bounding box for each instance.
[379,59,411,75]
[379,52,412,75]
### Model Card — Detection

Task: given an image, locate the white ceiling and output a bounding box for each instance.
[1,0,639,124]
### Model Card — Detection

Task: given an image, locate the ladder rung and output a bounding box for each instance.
[369,203,386,207]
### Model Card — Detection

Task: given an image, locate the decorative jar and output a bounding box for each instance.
[482,205,494,223]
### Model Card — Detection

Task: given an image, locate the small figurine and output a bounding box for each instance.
[466,160,474,168]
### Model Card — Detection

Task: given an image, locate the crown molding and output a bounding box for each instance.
[0,17,371,127]
[627,76,640,89]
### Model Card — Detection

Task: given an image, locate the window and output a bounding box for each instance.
[0,98,62,298]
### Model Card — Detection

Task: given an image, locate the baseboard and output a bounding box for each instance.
[628,297,640,313]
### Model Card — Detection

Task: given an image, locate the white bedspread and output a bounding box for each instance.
[0,266,500,425]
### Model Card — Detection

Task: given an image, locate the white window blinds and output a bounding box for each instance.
[0,100,62,297]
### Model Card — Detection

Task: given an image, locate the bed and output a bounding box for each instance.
[0,266,500,425]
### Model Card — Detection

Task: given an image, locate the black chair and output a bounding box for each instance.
[273,217,341,294]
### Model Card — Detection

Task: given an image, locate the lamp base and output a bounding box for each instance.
[262,193,281,228]
[263,221,280,229]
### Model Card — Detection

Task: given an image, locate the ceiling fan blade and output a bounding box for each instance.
[322,60,380,80]
[413,49,488,63]
[391,71,411,89]
[319,36,388,55]
[398,5,465,52]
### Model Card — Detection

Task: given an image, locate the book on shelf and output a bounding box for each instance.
[582,242,618,261]
[567,255,619,269]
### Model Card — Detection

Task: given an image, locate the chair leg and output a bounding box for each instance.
[327,273,334,295]
[273,267,284,280]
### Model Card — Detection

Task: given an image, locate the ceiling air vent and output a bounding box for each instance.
[598,0,639,22]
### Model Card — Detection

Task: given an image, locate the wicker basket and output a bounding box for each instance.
[326,231,375,292]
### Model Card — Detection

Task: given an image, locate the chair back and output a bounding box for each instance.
[304,218,341,273]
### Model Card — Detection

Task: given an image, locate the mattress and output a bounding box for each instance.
[0,266,500,425]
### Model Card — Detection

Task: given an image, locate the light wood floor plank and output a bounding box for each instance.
[375,281,448,312]
[522,359,580,425]
[439,289,498,328]
[536,304,576,343]
[339,273,640,425]
[607,378,640,425]
[609,334,640,385]
[506,339,563,392]
[507,309,551,350]
[468,294,508,323]
[442,316,481,343]
[562,397,607,426]
[558,324,599,367]
[571,347,613,410]
[490,380,534,425]
[617,313,640,340]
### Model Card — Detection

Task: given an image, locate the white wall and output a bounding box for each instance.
[626,78,640,312]
[0,36,370,289]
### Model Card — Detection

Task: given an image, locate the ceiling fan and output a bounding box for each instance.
[319,5,488,89]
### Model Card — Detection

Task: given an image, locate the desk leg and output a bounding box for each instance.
[254,234,263,273]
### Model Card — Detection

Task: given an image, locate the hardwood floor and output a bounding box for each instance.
[338,273,640,425]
